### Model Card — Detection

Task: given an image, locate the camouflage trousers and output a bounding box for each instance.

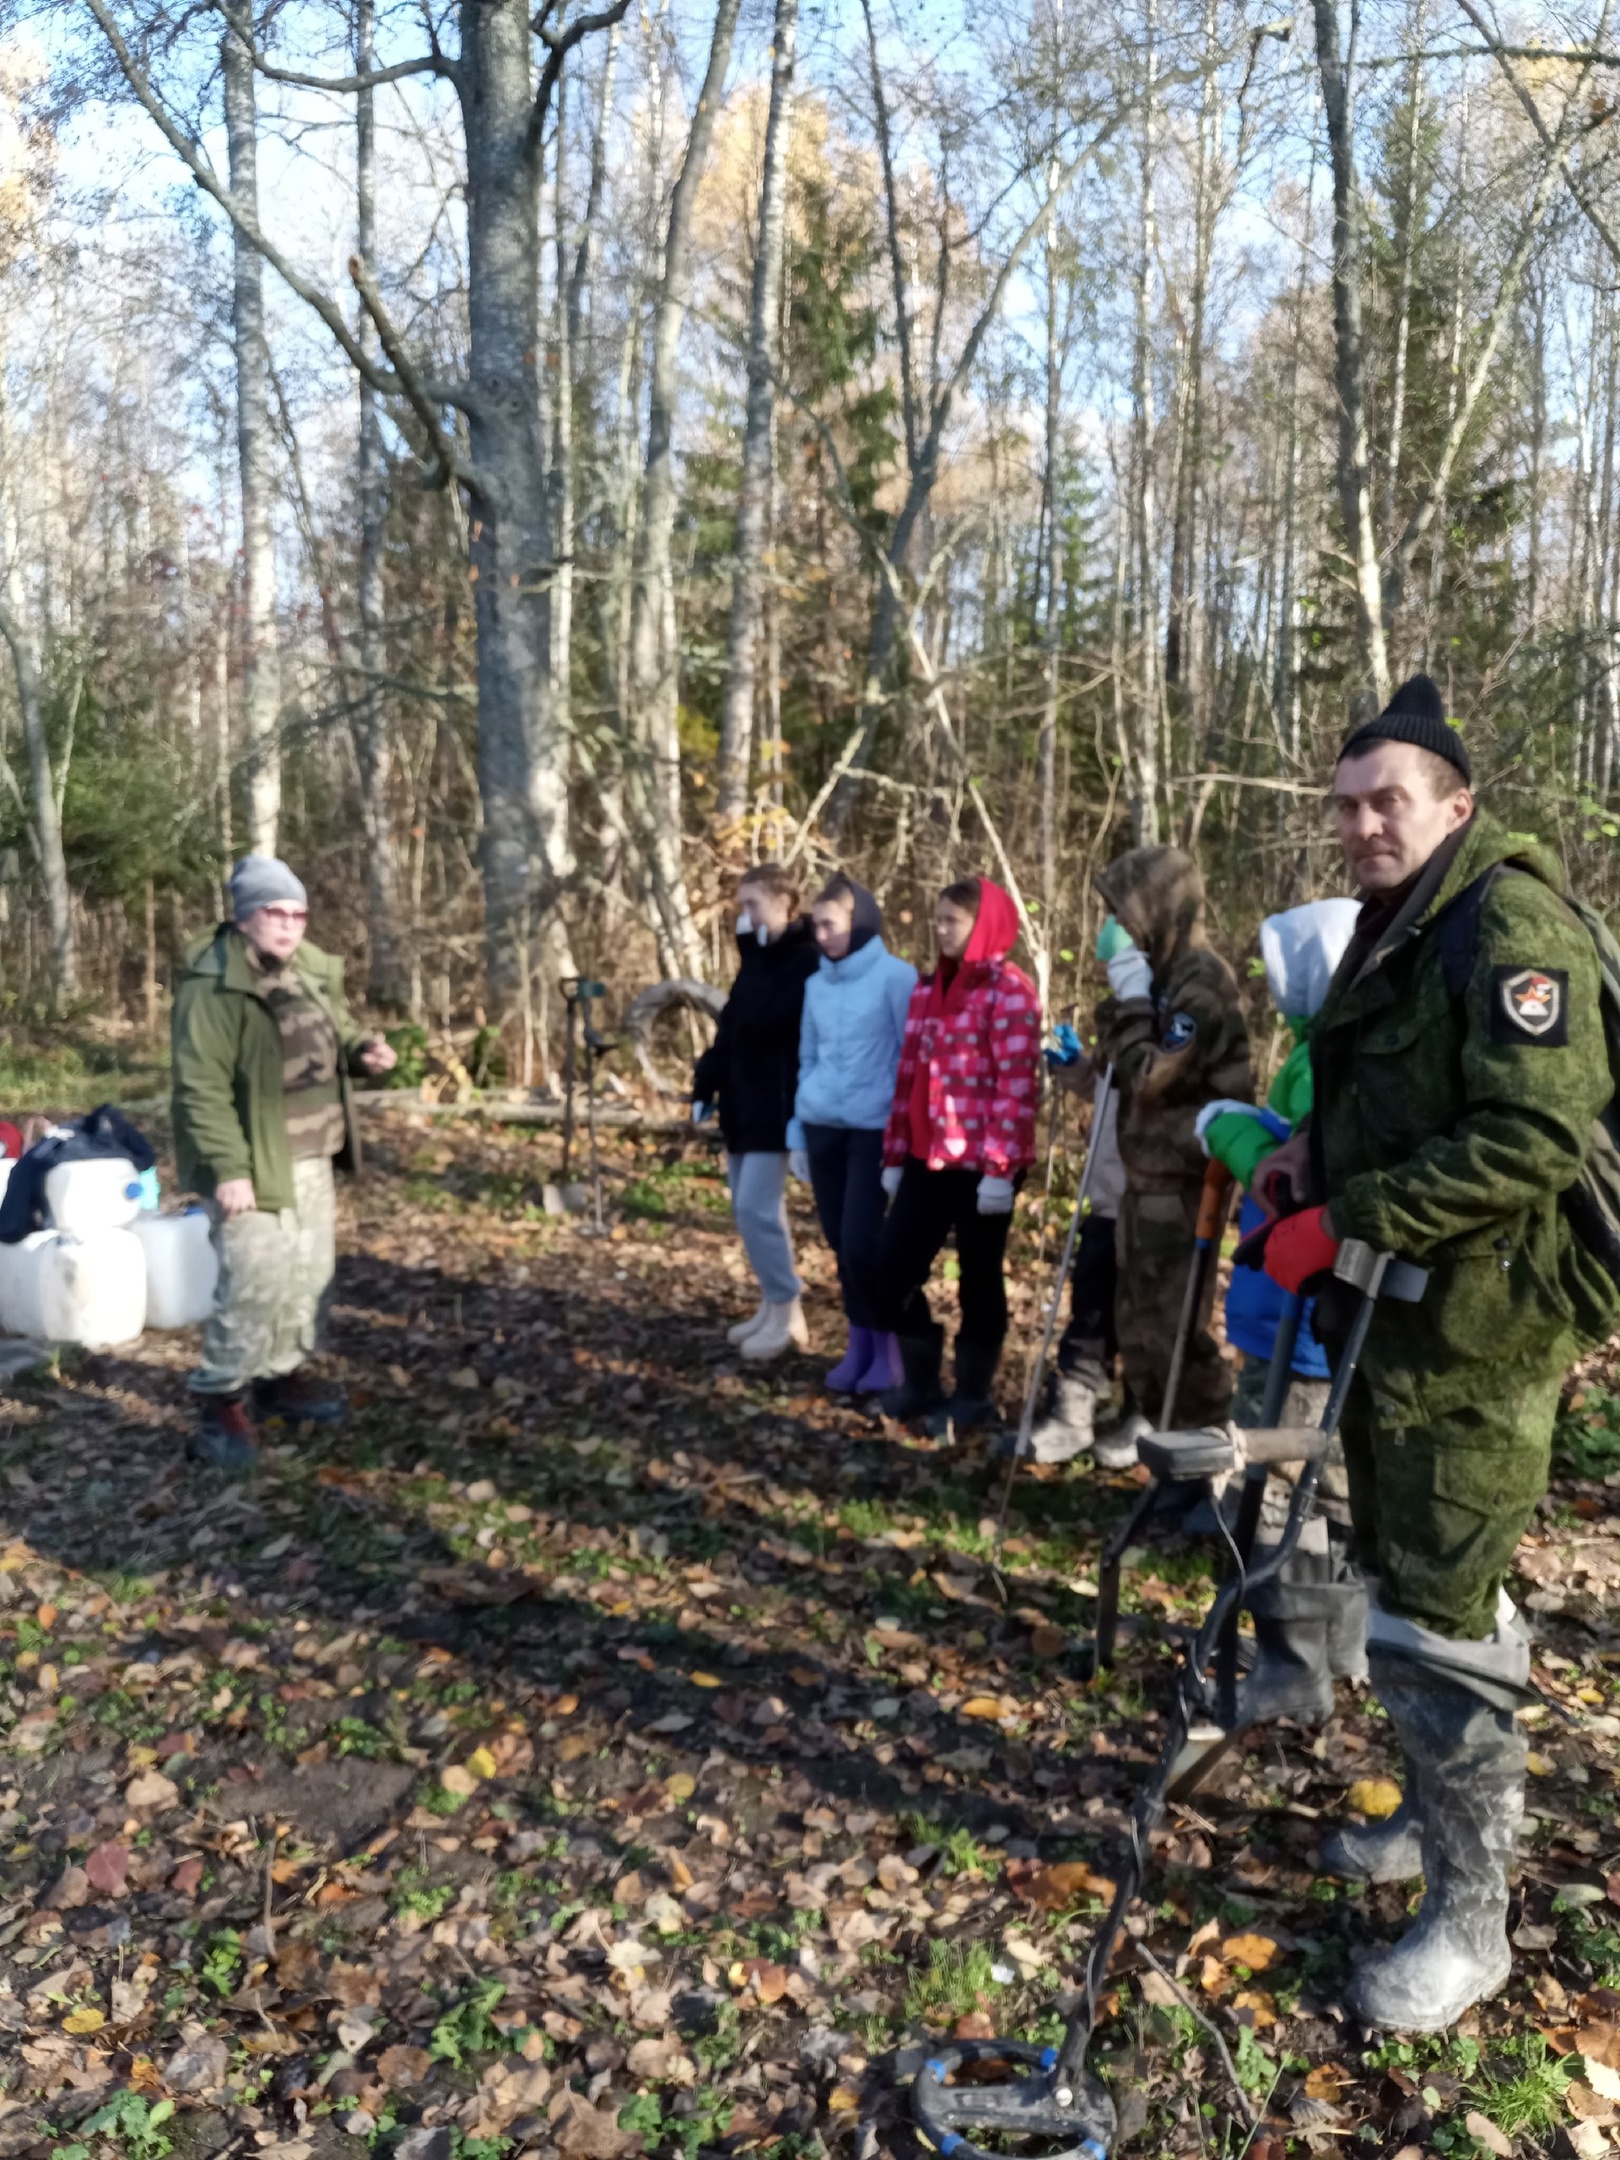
[1114,1181,1233,1428]
[1337,1363,1559,1642]
[190,1154,337,1397]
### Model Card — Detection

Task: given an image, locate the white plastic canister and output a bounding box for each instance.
[43,1158,143,1237]
[0,1228,147,1347]
[132,1209,218,1329]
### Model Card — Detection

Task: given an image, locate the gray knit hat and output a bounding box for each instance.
[229,855,308,920]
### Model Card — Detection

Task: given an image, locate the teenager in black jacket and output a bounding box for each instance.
[692,863,820,1359]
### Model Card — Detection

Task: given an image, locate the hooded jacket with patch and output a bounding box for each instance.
[1093,846,1252,1189]
[171,925,372,1213]
[881,879,1041,1174]
[788,883,918,1143]
[1310,810,1616,1404]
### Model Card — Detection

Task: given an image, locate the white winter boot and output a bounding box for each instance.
[726,1300,768,1345]
[741,1300,809,1361]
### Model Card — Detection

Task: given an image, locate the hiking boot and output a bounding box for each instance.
[879,1324,946,1423]
[740,1300,808,1361]
[996,1366,1100,1463]
[189,1394,259,1473]
[825,1325,875,1393]
[923,1338,1002,1439]
[1346,1654,1522,2030]
[252,1371,348,1425]
[1092,1410,1152,1471]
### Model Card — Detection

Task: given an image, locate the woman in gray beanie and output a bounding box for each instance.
[170,856,396,1470]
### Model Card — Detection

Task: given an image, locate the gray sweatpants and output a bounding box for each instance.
[191,1154,337,1397]
[726,1151,800,1304]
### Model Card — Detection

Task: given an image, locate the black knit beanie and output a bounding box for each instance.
[1337,673,1471,785]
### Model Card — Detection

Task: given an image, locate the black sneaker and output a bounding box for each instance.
[189,1395,260,1473]
[252,1372,348,1425]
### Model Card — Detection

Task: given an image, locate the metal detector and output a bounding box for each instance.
[1093,1159,1235,1671]
[908,1238,1425,2160]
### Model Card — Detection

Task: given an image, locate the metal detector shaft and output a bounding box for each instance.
[1061,1250,1393,2093]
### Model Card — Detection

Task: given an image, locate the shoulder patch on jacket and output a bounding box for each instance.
[1491,964,1569,1046]
[1162,1010,1198,1050]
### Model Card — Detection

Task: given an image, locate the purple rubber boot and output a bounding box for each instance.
[825,1325,875,1393]
[853,1331,903,1393]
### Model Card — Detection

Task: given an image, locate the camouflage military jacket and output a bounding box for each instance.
[1312,811,1614,1412]
[1094,846,1252,1190]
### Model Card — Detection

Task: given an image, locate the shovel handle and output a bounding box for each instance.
[1195,1158,1233,1244]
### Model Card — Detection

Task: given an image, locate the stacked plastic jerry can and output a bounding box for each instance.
[0,1158,219,1348]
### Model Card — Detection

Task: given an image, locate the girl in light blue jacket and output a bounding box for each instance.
[788,877,917,1392]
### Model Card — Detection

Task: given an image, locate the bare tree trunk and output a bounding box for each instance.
[355,0,406,1007]
[625,0,742,974]
[221,5,283,852]
[1311,0,1391,711]
[1380,20,1425,541]
[1132,0,1164,844]
[0,583,76,1006]
[715,0,798,836]
[459,0,577,1013]
[1039,220,1062,924]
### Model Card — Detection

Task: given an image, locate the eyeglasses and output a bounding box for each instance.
[257,907,309,925]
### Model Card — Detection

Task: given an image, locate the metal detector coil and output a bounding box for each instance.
[910,2038,1113,2160]
[908,1241,1422,2158]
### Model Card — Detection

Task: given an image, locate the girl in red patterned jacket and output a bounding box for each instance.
[861,875,1042,1434]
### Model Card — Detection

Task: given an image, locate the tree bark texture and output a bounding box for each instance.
[626,0,742,975]
[222,6,284,854]
[715,0,799,836]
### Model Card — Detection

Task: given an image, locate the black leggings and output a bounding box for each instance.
[1058,1211,1118,1372]
[862,1158,1015,1350]
[802,1124,888,1328]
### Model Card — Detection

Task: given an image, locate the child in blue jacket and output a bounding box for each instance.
[788,877,917,1393]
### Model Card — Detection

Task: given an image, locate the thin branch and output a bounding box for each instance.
[1132,1943,1259,2128]
[525,0,634,167]
[348,257,489,496]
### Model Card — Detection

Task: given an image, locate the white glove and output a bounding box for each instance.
[1106,946,1154,1002]
[977,1174,1015,1216]
[1194,1098,1267,1151]
[789,1149,810,1183]
[881,1165,904,1199]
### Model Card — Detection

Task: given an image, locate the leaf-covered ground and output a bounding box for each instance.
[3,1108,1620,2160]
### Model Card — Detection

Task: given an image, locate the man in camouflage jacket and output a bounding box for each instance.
[1257,674,1615,2033]
[1090,845,1252,1465]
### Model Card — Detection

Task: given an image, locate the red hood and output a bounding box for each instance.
[963,878,1019,967]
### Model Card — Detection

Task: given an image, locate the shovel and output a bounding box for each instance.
[908,1237,1426,2160]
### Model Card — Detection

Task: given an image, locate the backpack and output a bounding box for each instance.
[1435,863,1620,1287]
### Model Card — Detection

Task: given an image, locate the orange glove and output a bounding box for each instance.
[1264,1206,1340,1293]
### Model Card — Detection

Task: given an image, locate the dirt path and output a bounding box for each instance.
[2,1109,1619,2160]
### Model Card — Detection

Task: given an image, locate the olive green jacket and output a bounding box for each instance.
[1312,811,1616,1413]
[171,926,370,1212]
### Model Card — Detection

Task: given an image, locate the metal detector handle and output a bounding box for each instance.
[1215,1287,1302,1721]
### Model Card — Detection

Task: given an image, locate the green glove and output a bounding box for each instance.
[1095,915,1134,963]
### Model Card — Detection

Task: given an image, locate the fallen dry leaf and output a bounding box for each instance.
[1019,1860,1116,1910]
[1222,1933,1280,1973]
[1345,1777,1402,1819]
